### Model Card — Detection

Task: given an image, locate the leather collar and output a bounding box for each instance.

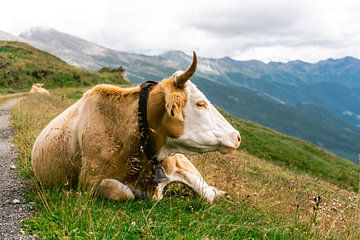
[138,81,167,183]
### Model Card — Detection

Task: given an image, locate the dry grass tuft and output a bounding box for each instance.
[191,151,359,239]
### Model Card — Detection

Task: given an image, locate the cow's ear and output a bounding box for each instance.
[165,92,185,122]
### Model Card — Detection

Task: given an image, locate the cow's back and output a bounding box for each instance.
[32,84,143,189]
[31,98,83,186]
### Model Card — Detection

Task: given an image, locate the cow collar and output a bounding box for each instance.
[138,81,166,183]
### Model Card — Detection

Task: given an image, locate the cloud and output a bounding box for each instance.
[190,1,306,38]
[1,0,360,62]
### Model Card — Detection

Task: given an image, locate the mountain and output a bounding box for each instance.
[191,77,360,162]
[0,31,23,41]
[4,27,360,163]
[19,27,121,69]
[0,41,127,91]
[223,73,360,123]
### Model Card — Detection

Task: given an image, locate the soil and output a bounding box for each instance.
[0,98,34,240]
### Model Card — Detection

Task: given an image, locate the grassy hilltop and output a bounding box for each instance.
[0,41,128,93]
[0,41,358,238]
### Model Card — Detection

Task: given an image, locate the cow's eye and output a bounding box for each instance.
[196,100,207,108]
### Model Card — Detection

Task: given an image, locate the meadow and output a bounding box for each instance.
[10,88,359,239]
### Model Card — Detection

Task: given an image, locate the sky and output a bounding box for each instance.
[1,0,360,62]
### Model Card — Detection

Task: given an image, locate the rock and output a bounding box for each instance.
[12,199,20,204]
[10,164,16,170]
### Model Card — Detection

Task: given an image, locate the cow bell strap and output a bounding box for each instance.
[138,81,158,164]
[138,81,167,183]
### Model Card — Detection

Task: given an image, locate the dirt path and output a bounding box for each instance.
[0,98,33,240]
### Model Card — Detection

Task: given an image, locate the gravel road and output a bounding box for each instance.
[0,98,33,240]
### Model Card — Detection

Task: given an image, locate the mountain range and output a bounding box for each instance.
[1,27,359,163]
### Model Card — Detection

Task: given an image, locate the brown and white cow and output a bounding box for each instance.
[29,83,50,95]
[31,52,241,203]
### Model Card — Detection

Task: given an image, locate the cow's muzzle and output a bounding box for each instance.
[218,132,241,153]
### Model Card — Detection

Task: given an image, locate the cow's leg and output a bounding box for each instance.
[153,154,225,203]
[79,157,135,201]
[81,177,135,201]
[97,178,135,201]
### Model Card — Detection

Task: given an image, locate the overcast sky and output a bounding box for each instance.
[1,0,360,62]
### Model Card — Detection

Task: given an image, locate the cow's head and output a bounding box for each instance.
[149,51,241,157]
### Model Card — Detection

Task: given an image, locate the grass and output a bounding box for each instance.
[10,88,360,239]
[23,189,298,239]
[222,111,360,192]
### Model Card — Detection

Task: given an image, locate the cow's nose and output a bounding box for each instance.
[227,131,241,149]
[219,131,242,150]
[237,134,241,146]
[235,133,241,148]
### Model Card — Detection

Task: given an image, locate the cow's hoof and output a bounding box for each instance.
[204,186,225,203]
[205,187,227,203]
[210,186,227,197]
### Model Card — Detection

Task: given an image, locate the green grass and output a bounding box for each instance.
[0,41,128,92]
[8,92,309,239]
[223,111,360,192]
[10,89,359,239]
[23,189,302,239]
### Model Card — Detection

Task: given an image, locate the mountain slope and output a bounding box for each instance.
[0,41,127,91]
[223,112,360,192]
[192,77,360,162]
[0,31,23,41]
[13,28,360,163]
[19,27,113,69]
[18,28,360,88]
[224,73,360,126]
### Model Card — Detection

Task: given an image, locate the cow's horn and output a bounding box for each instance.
[175,51,197,87]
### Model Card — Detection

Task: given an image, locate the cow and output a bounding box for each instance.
[29,83,50,95]
[31,52,241,203]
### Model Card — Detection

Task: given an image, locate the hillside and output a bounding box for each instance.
[223,111,359,192]
[1,38,356,191]
[0,41,127,93]
[12,28,360,163]
[191,77,360,163]
[10,88,359,239]
[223,73,360,128]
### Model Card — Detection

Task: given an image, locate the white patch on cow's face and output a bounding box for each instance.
[162,81,241,155]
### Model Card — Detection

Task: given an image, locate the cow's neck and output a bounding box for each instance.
[146,85,168,155]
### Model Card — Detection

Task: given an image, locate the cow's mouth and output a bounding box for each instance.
[164,137,222,154]
[218,133,241,153]
[218,145,237,154]
[164,136,240,155]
